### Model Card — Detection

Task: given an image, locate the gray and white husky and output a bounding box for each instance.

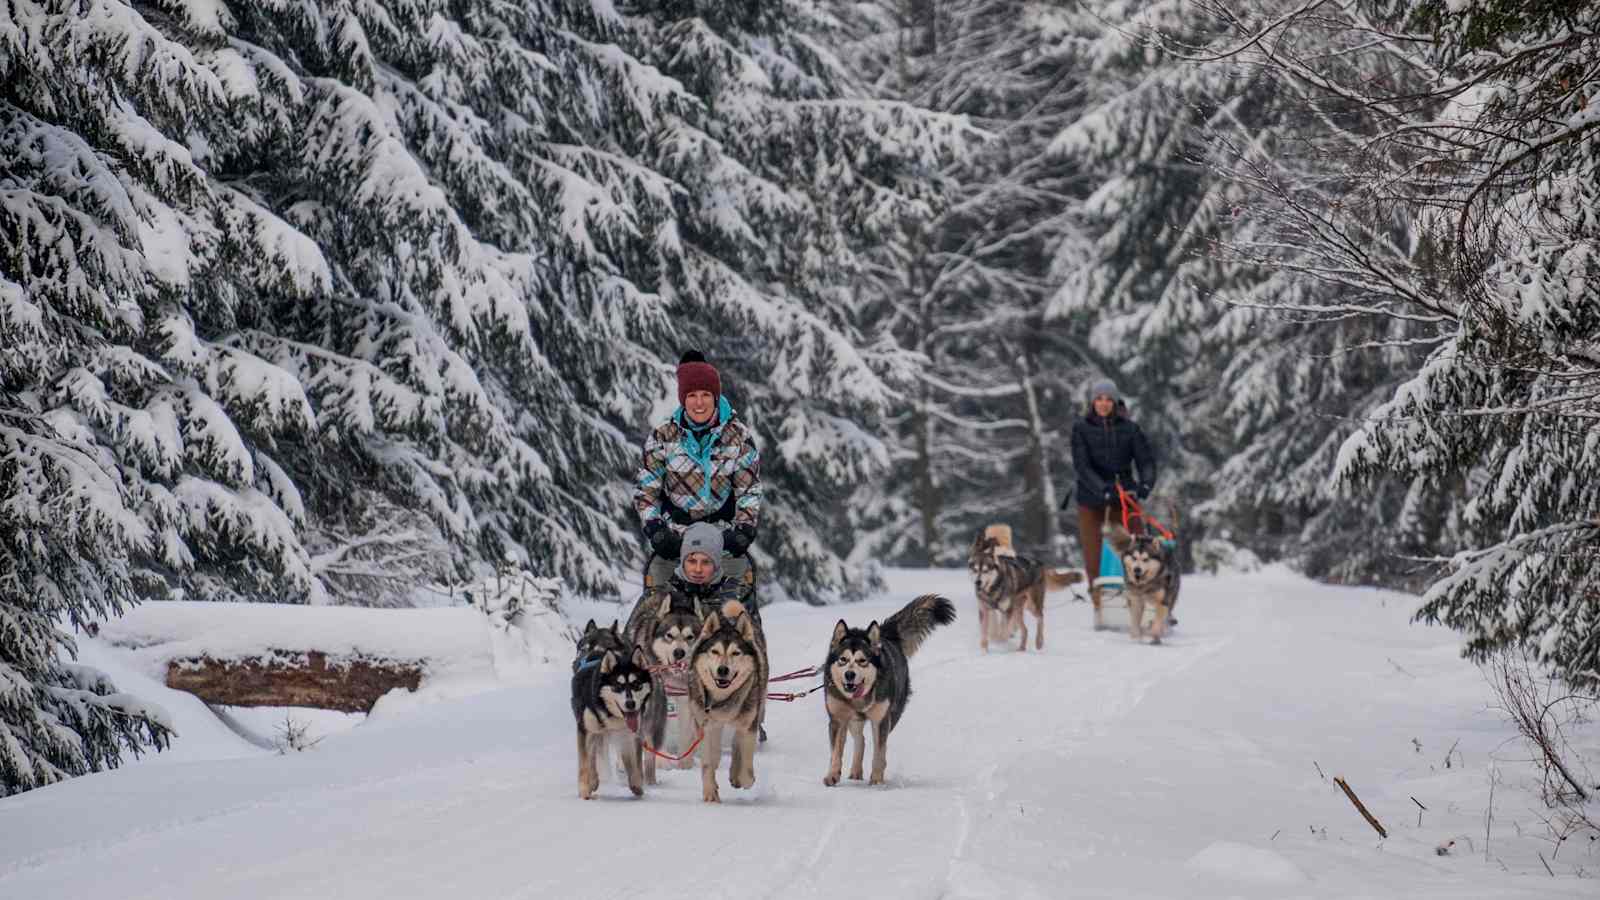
[624,590,705,781]
[686,599,767,803]
[1105,523,1181,644]
[967,527,1082,652]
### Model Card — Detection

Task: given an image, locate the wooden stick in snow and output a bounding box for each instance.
[1334,776,1388,839]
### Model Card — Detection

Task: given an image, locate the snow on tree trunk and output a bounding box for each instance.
[1017,356,1060,551]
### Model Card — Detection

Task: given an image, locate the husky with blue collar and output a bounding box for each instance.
[571,645,658,799]
[572,618,627,673]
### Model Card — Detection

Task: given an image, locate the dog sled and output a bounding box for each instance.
[636,551,797,749]
[1093,483,1178,603]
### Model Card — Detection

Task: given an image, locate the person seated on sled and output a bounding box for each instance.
[634,350,762,598]
[661,522,758,624]
[1061,377,1157,631]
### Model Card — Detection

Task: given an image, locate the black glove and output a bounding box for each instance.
[645,521,682,560]
[722,523,756,557]
[1134,482,1152,500]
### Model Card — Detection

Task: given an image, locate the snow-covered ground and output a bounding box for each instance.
[2,567,1594,898]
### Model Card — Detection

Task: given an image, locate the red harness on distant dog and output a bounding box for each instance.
[1116,484,1176,540]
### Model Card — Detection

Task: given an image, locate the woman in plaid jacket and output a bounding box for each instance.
[634,351,762,589]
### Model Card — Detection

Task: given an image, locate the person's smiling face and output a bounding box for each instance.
[684,390,716,424]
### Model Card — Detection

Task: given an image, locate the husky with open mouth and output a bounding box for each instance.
[571,645,656,799]
[822,594,956,787]
[625,591,705,782]
[685,599,767,803]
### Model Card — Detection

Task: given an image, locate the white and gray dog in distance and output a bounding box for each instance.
[1105,523,1181,644]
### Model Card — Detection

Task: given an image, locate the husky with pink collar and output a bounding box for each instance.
[821,595,955,787]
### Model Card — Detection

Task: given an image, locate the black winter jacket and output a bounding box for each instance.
[1067,410,1157,508]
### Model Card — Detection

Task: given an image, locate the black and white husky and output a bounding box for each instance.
[573,618,627,672]
[822,594,955,787]
[571,645,659,799]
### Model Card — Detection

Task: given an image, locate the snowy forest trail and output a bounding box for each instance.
[1,568,1590,899]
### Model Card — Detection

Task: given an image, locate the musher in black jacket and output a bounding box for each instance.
[1063,378,1157,630]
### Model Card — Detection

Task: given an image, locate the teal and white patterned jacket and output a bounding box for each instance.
[633,397,762,534]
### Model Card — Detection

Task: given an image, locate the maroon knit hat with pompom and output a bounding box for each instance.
[676,350,721,406]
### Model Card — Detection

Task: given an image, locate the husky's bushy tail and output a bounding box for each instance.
[883,594,957,658]
[1045,569,1085,591]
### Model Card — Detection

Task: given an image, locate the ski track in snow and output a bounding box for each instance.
[1,568,1592,899]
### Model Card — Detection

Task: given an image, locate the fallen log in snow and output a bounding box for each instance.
[99,601,507,713]
[165,651,424,714]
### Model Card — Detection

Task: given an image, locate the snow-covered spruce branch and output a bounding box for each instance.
[933,442,1030,465]
[1453,118,1600,258]
[921,405,1030,434]
[1214,175,1458,322]
[916,370,1024,398]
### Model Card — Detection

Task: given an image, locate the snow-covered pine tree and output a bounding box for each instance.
[1038,0,1290,553]
[1161,1,1456,582]
[204,0,687,599]
[10,0,967,624]
[827,1,1113,565]
[622,0,969,599]
[1336,0,1600,683]
[0,0,301,792]
[1193,0,1600,681]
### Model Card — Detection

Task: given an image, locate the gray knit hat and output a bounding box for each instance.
[1086,378,1119,403]
[676,522,724,582]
